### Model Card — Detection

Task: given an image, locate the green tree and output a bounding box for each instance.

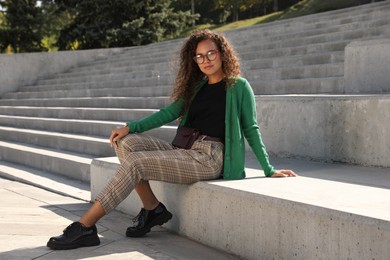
[0,0,47,53]
[173,0,229,24]
[57,0,198,50]
[39,0,74,51]
[0,10,4,27]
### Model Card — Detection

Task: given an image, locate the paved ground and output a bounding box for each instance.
[0,177,240,260]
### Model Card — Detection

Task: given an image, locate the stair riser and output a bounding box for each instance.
[250,77,345,94]
[7,86,172,99]
[257,95,390,168]
[233,10,390,42]
[238,40,347,61]
[43,18,389,79]
[259,17,390,42]
[0,146,91,182]
[38,68,173,86]
[91,157,390,260]
[226,3,390,40]
[240,26,385,53]
[56,61,172,79]
[0,107,158,122]
[18,77,173,92]
[243,52,344,70]
[32,62,342,86]
[246,64,344,81]
[0,116,174,140]
[0,97,171,109]
[37,51,344,86]
[65,23,388,76]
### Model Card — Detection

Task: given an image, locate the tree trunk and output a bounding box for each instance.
[191,0,195,26]
[233,0,238,22]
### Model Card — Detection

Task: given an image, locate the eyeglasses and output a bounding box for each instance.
[193,50,218,64]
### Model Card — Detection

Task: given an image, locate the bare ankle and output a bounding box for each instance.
[144,201,160,211]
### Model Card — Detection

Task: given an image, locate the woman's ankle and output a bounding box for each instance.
[144,201,160,211]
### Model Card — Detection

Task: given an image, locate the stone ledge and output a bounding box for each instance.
[90,154,390,259]
[345,38,390,93]
[0,47,131,97]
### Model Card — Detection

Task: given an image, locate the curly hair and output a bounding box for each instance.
[171,29,241,116]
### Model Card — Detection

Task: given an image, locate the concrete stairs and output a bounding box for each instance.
[0,1,390,259]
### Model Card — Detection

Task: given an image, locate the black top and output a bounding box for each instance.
[187,80,226,139]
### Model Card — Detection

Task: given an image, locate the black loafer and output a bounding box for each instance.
[126,202,172,237]
[47,222,100,250]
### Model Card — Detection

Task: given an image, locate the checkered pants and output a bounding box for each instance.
[96,134,224,213]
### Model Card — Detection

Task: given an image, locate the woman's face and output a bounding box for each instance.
[195,39,224,82]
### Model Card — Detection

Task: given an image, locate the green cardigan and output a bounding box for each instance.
[127,77,275,179]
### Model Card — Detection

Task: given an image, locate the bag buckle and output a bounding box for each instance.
[199,135,207,141]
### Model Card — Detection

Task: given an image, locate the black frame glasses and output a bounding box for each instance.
[193,50,218,64]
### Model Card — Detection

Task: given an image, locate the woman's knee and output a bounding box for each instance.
[115,134,142,155]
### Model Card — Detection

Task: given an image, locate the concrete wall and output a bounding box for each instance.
[257,95,390,168]
[345,38,390,93]
[90,158,390,260]
[0,48,129,97]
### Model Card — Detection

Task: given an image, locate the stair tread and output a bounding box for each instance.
[0,160,90,201]
[96,154,390,221]
[0,140,93,162]
[0,124,109,142]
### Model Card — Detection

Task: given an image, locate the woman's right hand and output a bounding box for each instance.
[109,125,129,148]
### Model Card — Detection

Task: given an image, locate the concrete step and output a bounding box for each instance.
[250,77,344,94]
[0,140,92,182]
[0,127,175,183]
[238,25,387,54]
[0,97,171,109]
[226,1,390,40]
[256,94,390,168]
[245,63,344,81]
[56,15,390,75]
[28,62,342,90]
[45,50,344,85]
[111,4,390,59]
[69,25,386,75]
[242,51,344,70]
[0,126,113,157]
[90,154,390,260]
[19,61,344,95]
[0,115,177,139]
[232,9,390,42]
[53,61,172,79]
[2,92,388,170]
[5,85,172,99]
[0,115,120,136]
[55,43,347,85]
[0,160,90,202]
[20,76,172,91]
[0,106,158,122]
[76,54,175,73]
[255,15,390,43]
[37,67,173,86]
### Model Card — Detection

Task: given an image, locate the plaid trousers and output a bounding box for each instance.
[96,133,224,213]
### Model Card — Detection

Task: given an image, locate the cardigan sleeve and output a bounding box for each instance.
[127,98,184,133]
[240,80,275,177]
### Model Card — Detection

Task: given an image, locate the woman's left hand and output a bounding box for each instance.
[272,169,298,178]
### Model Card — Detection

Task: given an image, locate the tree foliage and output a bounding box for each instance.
[172,0,300,24]
[57,0,198,50]
[0,0,326,53]
[0,0,47,53]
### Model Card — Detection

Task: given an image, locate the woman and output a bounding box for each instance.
[47,29,297,250]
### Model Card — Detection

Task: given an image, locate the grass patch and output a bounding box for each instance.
[279,0,374,20]
[177,0,376,37]
[214,12,283,31]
